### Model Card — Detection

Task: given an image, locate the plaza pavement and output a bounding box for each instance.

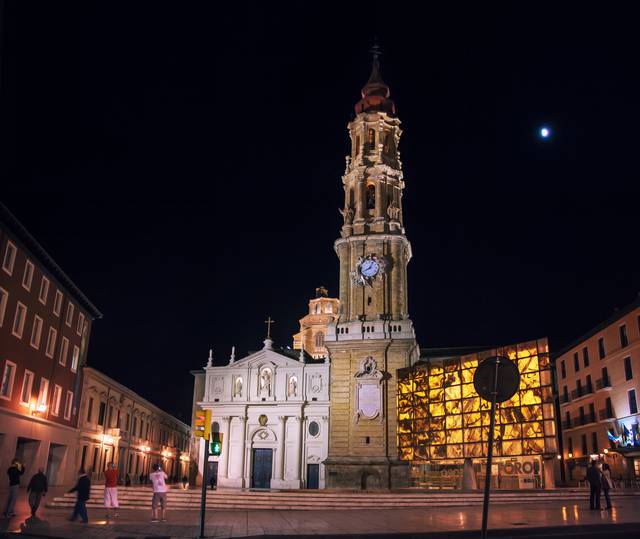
[1,487,640,539]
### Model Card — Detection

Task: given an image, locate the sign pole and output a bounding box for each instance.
[480,357,500,539]
[199,438,209,539]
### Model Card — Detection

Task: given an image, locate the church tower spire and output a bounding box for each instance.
[324,47,418,490]
[334,44,412,328]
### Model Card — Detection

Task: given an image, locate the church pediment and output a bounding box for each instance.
[234,347,303,369]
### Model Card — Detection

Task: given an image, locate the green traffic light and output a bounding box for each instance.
[211,442,222,456]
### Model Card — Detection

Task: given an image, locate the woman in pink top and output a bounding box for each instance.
[149,463,168,522]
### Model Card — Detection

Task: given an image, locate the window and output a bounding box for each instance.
[582,347,589,368]
[2,240,17,275]
[579,406,585,424]
[53,290,63,316]
[589,402,595,422]
[366,183,376,210]
[592,432,598,453]
[605,397,613,418]
[125,413,130,431]
[355,135,360,156]
[30,316,43,349]
[308,421,320,437]
[58,337,69,366]
[576,379,582,397]
[560,360,566,379]
[629,389,638,415]
[565,410,570,427]
[37,378,49,409]
[567,436,573,455]
[368,128,375,147]
[602,366,609,386]
[45,327,57,358]
[20,370,34,405]
[315,332,325,348]
[573,352,580,372]
[52,385,62,416]
[598,337,605,359]
[0,287,9,327]
[1,361,16,399]
[581,434,588,455]
[98,402,106,426]
[65,302,74,327]
[76,312,85,336]
[71,346,80,372]
[64,391,73,420]
[586,374,592,393]
[562,385,568,402]
[38,277,50,305]
[624,356,633,381]
[22,260,34,291]
[92,447,98,472]
[132,416,137,435]
[86,397,94,422]
[620,325,629,348]
[12,302,27,338]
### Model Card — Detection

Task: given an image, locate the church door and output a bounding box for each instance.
[251,449,272,489]
[306,464,319,489]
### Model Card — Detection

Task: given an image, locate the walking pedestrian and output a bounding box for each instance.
[602,463,614,509]
[103,462,119,520]
[3,459,25,518]
[68,468,91,523]
[586,460,602,510]
[149,463,168,523]
[26,468,48,517]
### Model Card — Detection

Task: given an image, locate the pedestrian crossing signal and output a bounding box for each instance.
[194,409,212,440]
[210,432,223,456]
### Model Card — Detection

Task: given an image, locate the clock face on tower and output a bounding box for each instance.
[361,259,379,277]
[351,254,386,287]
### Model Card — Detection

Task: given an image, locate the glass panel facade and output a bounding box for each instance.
[398,339,556,487]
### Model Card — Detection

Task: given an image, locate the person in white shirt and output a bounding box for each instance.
[149,463,168,522]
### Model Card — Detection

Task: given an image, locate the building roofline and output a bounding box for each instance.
[0,201,103,320]
[554,295,640,359]
[82,366,190,430]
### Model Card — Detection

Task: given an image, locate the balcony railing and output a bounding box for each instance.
[563,415,597,429]
[560,394,570,404]
[595,377,612,390]
[599,409,615,421]
[571,385,594,400]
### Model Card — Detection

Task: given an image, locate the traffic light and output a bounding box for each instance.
[210,432,223,456]
[194,409,212,440]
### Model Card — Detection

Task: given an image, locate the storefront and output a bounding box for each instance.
[398,339,559,490]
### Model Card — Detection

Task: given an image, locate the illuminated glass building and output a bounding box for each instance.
[397,339,560,489]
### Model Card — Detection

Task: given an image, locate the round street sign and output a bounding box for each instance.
[473,356,520,403]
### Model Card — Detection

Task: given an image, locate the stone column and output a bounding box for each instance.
[238,416,248,486]
[221,416,231,478]
[292,417,303,482]
[276,416,287,480]
[375,180,383,218]
[356,179,366,220]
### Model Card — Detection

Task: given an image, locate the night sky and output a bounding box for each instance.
[2,3,639,422]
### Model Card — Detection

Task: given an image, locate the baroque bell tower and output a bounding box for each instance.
[324,46,418,489]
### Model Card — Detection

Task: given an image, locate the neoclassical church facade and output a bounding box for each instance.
[193,49,416,489]
[192,338,330,488]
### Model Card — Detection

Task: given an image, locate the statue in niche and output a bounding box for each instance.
[288,375,297,397]
[233,376,243,397]
[339,206,354,225]
[259,368,272,397]
[387,201,401,221]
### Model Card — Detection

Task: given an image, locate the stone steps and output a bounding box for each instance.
[46,487,640,511]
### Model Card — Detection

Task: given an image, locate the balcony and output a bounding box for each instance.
[570,386,594,400]
[563,415,597,429]
[560,394,570,404]
[599,409,615,421]
[595,377,612,391]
